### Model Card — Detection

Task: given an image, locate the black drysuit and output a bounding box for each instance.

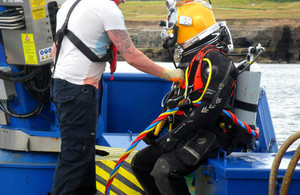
[131,45,239,195]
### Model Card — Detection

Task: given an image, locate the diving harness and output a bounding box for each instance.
[156,44,265,152]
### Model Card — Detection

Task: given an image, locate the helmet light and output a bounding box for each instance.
[178,16,192,26]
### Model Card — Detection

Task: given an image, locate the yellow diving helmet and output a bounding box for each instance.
[161,0,233,52]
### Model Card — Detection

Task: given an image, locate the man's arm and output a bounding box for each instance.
[107,29,164,77]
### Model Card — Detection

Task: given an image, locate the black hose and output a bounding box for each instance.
[8,102,44,118]
[0,67,40,82]
[167,47,177,69]
[0,100,44,119]
[30,77,52,93]
[0,65,52,118]
[0,69,25,77]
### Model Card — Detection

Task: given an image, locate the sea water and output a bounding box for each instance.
[260,64,300,150]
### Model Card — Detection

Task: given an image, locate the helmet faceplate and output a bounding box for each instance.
[176,1,216,45]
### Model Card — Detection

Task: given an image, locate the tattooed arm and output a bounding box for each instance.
[107,29,164,77]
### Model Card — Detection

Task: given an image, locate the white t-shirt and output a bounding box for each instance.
[53,0,126,88]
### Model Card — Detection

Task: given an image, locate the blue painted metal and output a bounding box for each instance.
[0,149,58,195]
[97,72,171,147]
[256,88,278,153]
[0,67,283,194]
[0,42,56,136]
[101,73,170,134]
[0,37,59,194]
[197,152,300,195]
[97,73,278,152]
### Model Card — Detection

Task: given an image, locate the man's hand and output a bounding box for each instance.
[161,69,184,87]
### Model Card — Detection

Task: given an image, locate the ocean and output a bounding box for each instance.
[260,64,300,150]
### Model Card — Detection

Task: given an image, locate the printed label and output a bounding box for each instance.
[21,33,38,65]
[30,0,46,8]
[39,47,53,62]
[32,7,45,20]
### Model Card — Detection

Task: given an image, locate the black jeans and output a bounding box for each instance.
[51,79,98,195]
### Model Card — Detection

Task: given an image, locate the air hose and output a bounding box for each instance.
[183,58,212,102]
[0,67,40,82]
[268,130,300,195]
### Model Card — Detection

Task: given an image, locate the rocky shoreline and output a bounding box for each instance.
[124,19,300,64]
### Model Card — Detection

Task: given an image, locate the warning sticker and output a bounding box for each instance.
[32,7,46,20]
[21,33,38,65]
[30,0,46,8]
[39,47,53,62]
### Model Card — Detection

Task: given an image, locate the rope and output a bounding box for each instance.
[280,144,300,195]
[269,131,300,195]
[104,107,178,195]
[223,110,259,138]
[104,102,259,194]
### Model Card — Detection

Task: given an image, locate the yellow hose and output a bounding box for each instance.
[183,58,212,103]
[268,130,300,195]
[279,143,300,195]
[192,58,212,103]
[154,119,166,136]
[183,63,190,99]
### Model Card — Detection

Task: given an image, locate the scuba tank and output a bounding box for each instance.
[233,67,261,128]
[233,44,264,128]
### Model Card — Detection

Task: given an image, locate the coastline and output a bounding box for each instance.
[123,19,300,64]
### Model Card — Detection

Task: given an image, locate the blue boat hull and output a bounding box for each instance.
[1,72,290,195]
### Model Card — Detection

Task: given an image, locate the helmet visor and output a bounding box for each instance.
[167,9,178,29]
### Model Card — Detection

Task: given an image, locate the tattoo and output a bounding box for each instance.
[110,30,135,54]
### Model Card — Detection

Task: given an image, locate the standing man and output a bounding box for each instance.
[51,0,184,194]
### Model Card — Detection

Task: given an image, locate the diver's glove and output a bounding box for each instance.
[143,131,159,145]
[161,69,184,87]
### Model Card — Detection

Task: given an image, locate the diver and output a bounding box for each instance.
[131,1,254,194]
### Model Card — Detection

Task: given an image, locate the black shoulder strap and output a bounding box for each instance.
[53,0,112,71]
[65,30,113,62]
[54,0,81,68]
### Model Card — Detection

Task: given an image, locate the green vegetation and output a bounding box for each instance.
[263,0,300,2]
[119,1,166,21]
[119,0,300,21]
